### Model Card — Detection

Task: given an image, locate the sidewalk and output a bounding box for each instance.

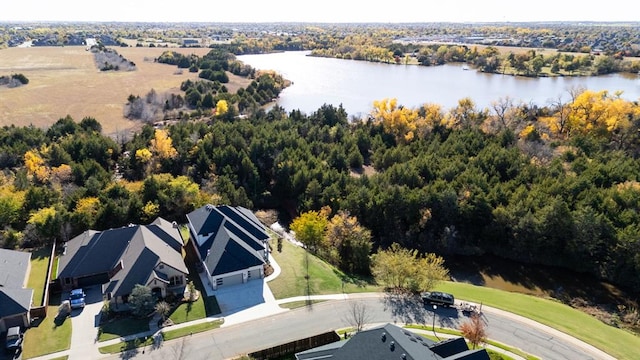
[27,249,614,360]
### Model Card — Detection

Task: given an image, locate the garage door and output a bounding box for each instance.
[77,273,109,287]
[221,273,243,287]
[2,314,26,330]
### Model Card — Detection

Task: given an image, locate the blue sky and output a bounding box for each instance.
[2,0,638,23]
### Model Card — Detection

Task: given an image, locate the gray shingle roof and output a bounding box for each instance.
[58,228,134,279]
[186,205,268,277]
[104,225,188,297]
[0,249,33,319]
[59,218,188,297]
[0,248,31,289]
[0,288,33,318]
[296,323,490,360]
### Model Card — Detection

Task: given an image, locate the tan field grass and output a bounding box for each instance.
[0,46,251,137]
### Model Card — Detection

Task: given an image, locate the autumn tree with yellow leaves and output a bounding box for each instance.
[24,149,50,184]
[290,206,331,254]
[371,243,449,292]
[540,89,640,148]
[150,129,178,159]
[371,98,427,144]
[215,99,229,116]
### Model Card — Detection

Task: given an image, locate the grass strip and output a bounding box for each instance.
[436,282,640,360]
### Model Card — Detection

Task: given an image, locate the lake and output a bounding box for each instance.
[238,51,640,118]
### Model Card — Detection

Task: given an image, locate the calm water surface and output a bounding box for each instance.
[238,51,640,118]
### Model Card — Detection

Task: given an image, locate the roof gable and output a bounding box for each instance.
[105,246,158,297]
[187,205,224,237]
[0,288,33,318]
[147,217,184,252]
[211,238,264,275]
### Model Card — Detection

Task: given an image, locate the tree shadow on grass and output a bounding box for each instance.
[53,313,69,328]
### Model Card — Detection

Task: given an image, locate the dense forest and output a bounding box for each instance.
[2,78,640,299]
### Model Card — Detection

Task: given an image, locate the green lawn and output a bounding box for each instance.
[21,306,72,359]
[161,319,223,341]
[268,239,640,359]
[268,239,381,299]
[98,317,149,342]
[27,246,52,307]
[98,335,155,354]
[168,297,206,324]
[98,320,224,354]
[435,282,640,360]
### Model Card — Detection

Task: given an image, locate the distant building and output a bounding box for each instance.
[296,323,490,360]
[85,38,97,49]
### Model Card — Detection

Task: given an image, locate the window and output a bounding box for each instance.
[216,278,223,286]
[247,271,251,279]
[64,277,71,285]
[169,275,183,286]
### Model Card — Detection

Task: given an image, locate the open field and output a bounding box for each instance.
[0,46,252,137]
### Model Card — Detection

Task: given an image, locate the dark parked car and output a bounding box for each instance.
[421,291,455,307]
[4,326,23,352]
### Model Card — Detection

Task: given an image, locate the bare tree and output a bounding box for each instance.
[490,96,515,131]
[343,301,372,332]
[460,313,487,349]
[155,301,171,324]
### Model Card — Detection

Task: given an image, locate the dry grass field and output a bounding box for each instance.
[0,46,252,137]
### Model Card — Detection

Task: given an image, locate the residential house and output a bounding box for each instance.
[0,249,34,332]
[56,217,188,308]
[295,323,490,360]
[186,205,269,290]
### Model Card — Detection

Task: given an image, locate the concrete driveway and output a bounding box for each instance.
[66,285,104,360]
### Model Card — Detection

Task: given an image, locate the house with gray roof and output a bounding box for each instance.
[0,249,34,333]
[56,217,188,308]
[186,205,269,290]
[296,323,490,360]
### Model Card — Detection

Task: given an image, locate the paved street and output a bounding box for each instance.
[26,254,615,360]
[98,295,610,360]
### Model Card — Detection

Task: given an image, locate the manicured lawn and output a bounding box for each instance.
[22,306,72,359]
[278,300,328,309]
[436,281,640,360]
[98,317,149,342]
[268,238,639,359]
[162,319,223,341]
[268,239,381,299]
[27,246,52,307]
[98,335,154,354]
[98,320,224,354]
[168,297,206,324]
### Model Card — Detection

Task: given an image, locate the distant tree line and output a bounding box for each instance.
[90,45,136,71]
[124,49,286,122]
[2,88,640,296]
